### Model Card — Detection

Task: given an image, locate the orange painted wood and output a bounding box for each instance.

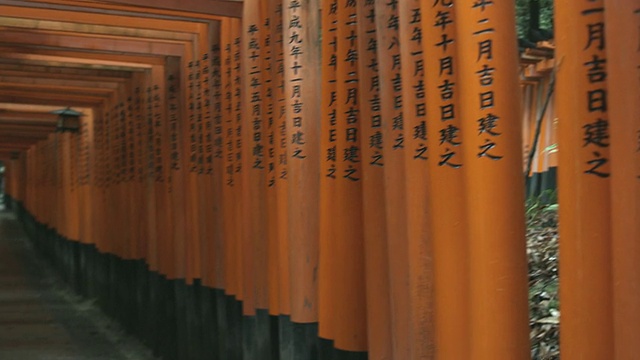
[332,0,367,352]
[231,18,245,302]
[221,18,239,297]
[230,19,247,300]
[0,64,132,82]
[208,21,227,290]
[77,109,94,245]
[605,1,640,358]
[241,0,264,315]
[152,64,174,277]
[195,51,208,284]
[421,1,470,358]
[184,51,201,284]
[524,83,534,173]
[0,29,186,57]
[200,31,217,288]
[0,5,202,34]
[133,74,149,260]
[282,0,321,323]
[455,2,529,358]
[24,0,241,18]
[165,56,187,280]
[121,92,130,258]
[69,131,81,241]
[91,111,104,253]
[65,132,74,239]
[271,0,291,315]
[356,1,393,358]
[374,1,411,357]
[398,2,433,357]
[124,83,138,260]
[535,77,551,175]
[142,70,159,271]
[100,103,111,255]
[114,97,126,258]
[556,1,614,358]
[318,0,338,341]
[192,27,211,283]
[263,0,281,316]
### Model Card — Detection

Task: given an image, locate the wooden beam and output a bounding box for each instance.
[100,0,242,18]
[0,62,132,79]
[0,5,203,33]
[0,16,195,41]
[0,76,120,90]
[0,29,186,56]
[0,57,146,72]
[0,69,128,85]
[0,56,144,72]
[0,110,59,122]
[0,48,160,68]
[0,125,56,135]
[0,103,93,114]
[19,0,242,18]
[0,83,116,97]
[0,135,49,143]
[0,92,105,107]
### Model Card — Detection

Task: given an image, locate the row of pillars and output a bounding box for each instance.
[3,0,639,359]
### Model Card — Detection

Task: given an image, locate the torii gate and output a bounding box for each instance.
[1,1,638,359]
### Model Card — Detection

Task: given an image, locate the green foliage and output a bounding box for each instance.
[543,143,558,154]
[526,189,558,222]
[515,0,554,39]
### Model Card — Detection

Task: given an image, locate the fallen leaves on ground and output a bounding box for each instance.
[527,202,559,360]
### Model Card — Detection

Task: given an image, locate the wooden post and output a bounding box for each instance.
[184,48,201,284]
[333,0,367,352]
[282,0,321,324]
[319,0,338,342]
[264,0,281,316]
[133,74,149,261]
[398,2,433,357]
[455,1,530,358]
[604,1,640,358]
[209,20,226,291]
[556,1,614,358]
[242,0,268,315]
[356,0,393,358]
[125,79,141,260]
[199,23,213,287]
[221,18,238,298]
[92,110,105,253]
[143,69,159,272]
[231,17,245,302]
[152,64,173,278]
[421,0,470,358]
[374,1,411,357]
[271,0,292,317]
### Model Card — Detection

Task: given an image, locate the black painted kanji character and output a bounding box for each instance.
[583,118,609,147]
[478,139,502,160]
[438,148,462,168]
[584,151,609,178]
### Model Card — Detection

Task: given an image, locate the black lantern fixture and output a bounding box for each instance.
[52,107,82,133]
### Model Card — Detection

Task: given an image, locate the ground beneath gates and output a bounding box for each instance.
[0,203,157,360]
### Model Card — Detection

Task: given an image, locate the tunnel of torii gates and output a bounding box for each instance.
[0,0,638,359]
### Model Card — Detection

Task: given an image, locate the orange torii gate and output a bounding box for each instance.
[2,1,639,359]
